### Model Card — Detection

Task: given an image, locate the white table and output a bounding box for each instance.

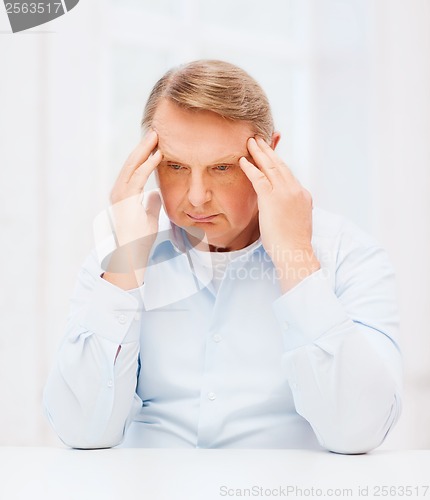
[0,447,429,500]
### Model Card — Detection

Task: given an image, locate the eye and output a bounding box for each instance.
[169,164,184,171]
[214,165,230,172]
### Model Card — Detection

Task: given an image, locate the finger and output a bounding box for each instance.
[239,156,272,196]
[130,149,163,192]
[118,130,159,184]
[246,137,283,185]
[254,136,297,183]
[144,189,162,219]
[254,136,282,164]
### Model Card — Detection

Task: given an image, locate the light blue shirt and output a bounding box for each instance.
[44,205,402,453]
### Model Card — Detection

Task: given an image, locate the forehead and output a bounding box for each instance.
[152,99,254,162]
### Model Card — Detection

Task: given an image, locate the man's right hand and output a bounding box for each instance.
[102,129,163,290]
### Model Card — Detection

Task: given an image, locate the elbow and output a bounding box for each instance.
[322,433,385,455]
[51,424,123,450]
[318,396,402,455]
[318,423,390,455]
[45,408,123,450]
[63,437,120,450]
[43,385,126,450]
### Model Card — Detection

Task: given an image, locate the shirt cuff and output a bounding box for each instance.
[272,269,348,351]
[79,276,144,345]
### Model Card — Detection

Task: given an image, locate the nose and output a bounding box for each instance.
[187,171,212,207]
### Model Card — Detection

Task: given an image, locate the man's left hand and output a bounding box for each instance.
[239,136,320,293]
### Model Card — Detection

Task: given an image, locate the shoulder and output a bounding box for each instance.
[312,206,380,249]
[311,207,393,276]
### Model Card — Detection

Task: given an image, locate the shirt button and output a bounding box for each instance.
[107,379,113,388]
[207,392,216,401]
[213,334,222,343]
[118,314,127,325]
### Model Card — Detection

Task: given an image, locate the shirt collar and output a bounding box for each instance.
[152,207,187,254]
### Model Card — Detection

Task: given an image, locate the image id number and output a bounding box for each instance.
[373,485,430,497]
[5,3,62,14]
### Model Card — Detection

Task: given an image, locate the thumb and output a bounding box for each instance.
[144,189,162,219]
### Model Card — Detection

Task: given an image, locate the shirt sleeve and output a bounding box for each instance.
[43,250,143,449]
[272,227,402,454]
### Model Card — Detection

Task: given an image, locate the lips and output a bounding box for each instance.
[186,213,219,222]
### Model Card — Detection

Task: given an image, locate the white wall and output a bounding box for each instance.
[369,0,430,448]
[0,0,428,448]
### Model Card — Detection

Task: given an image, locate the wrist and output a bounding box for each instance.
[270,246,320,294]
[102,270,145,291]
[101,245,150,290]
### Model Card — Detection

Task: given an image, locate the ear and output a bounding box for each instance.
[270,131,281,150]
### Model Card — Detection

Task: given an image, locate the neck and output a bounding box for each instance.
[185,224,260,252]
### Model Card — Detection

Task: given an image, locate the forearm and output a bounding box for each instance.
[283,328,401,454]
[44,256,143,448]
[44,332,140,449]
[274,268,401,454]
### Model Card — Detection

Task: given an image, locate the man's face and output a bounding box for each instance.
[152,99,260,251]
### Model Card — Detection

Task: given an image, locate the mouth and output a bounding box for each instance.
[186,213,219,222]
